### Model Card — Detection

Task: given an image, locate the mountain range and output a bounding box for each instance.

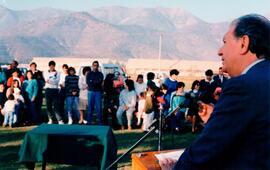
[0,5,268,63]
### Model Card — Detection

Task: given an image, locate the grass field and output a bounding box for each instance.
[0,124,198,170]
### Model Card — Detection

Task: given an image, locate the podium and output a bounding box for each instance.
[131,149,184,170]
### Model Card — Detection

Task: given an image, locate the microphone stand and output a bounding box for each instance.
[105,104,183,170]
[158,103,163,151]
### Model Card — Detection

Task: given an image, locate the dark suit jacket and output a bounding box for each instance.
[213,74,228,87]
[174,60,270,170]
[199,79,219,104]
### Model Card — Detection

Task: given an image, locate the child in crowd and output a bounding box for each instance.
[136,92,145,126]
[13,87,24,125]
[1,94,16,127]
[142,87,155,131]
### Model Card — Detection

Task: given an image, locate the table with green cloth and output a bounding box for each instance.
[18,124,117,170]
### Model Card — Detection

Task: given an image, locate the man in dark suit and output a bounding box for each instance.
[199,69,219,104]
[160,14,270,170]
[213,67,228,87]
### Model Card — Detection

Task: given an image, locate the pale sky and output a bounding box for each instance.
[0,0,269,23]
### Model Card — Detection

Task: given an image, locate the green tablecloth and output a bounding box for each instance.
[19,124,117,170]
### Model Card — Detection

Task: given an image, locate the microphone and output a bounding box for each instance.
[157,96,165,104]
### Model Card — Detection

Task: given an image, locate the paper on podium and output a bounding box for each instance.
[155,149,185,161]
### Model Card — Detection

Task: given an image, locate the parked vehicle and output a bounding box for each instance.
[0,64,28,76]
[78,63,126,80]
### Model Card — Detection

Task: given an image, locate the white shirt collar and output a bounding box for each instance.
[169,77,176,82]
[241,59,265,75]
[204,77,214,84]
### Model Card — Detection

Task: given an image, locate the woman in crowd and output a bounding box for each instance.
[22,71,38,124]
[78,66,91,124]
[135,74,146,97]
[103,73,119,128]
[186,80,201,133]
[65,67,80,124]
[116,79,137,130]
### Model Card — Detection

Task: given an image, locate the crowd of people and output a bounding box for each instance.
[0,13,268,170]
[0,59,228,133]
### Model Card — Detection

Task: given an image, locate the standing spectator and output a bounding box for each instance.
[146,72,158,92]
[78,66,91,124]
[65,67,80,124]
[159,84,170,116]
[58,64,69,118]
[116,79,137,130]
[86,61,104,125]
[5,60,22,80]
[164,69,179,98]
[30,62,45,118]
[4,64,13,80]
[134,74,147,97]
[213,67,228,87]
[199,69,219,104]
[6,69,24,87]
[22,71,38,124]
[44,61,63,124]
[0,67,6,84]
[11,60,22,75]
[1,94,16,127]
[30,62,44,80]
[103,73,119,128]
[186,80,201,133]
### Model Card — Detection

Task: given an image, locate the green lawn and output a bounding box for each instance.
[0,124,198,170]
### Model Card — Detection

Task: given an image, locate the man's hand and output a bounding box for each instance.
[198,102,214,124]
[159,158,177,170]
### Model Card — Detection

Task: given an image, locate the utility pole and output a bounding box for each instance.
[158,34,162,78]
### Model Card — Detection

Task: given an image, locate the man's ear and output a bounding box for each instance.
[240,35,250,54]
